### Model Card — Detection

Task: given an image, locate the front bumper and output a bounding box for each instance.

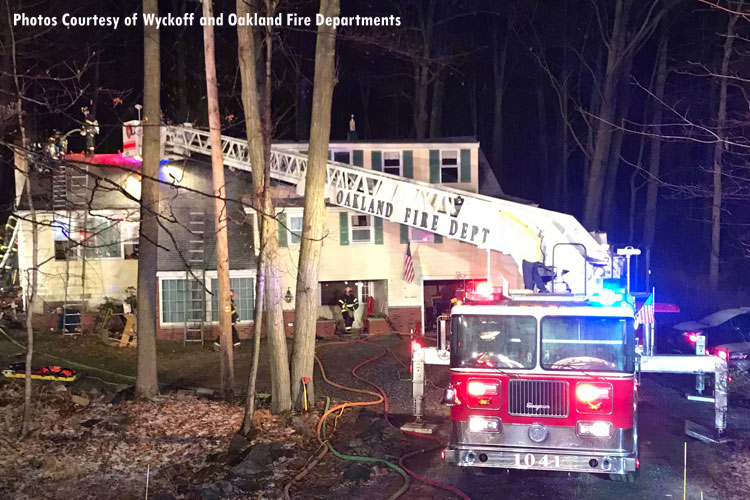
[444,446,637,475]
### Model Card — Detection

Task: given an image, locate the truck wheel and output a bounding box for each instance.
[609,471,637,483]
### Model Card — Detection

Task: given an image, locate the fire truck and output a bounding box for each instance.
[438,282,639,480]
[403,279,729,482]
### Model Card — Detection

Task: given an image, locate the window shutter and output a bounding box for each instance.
[328,150,331,160]
[460,148,471,183]
[353,150,364,167]
[403,150,413,178]
[429,150,440,183]
[374,217,384,244]
[400,224,409,244]
[339,212,349,245]
[371,150,382,171]
[434,233,443,244]
[277,213,288,247]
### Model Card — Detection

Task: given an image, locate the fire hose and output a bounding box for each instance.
[284,339,471,500]
[283,340,410,500]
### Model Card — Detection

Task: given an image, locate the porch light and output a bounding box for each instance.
[284,288,293,303]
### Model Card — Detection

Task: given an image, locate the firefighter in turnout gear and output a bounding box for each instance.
[338,286,359,334]
[214,290,241,348]
[81,106,99,156]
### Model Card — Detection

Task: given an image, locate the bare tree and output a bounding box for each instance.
[710,10,738,290]
[290,0,339,411]
[237,0,291,414]
[136,0,161,399]
[202,0,234,400]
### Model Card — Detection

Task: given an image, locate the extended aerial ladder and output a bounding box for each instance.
[154,124,617,296]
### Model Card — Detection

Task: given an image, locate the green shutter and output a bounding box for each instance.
[460,148,471,183]
[278,213,288,247]
[339,212,349,245]
[400,224,409,244]
[371,150,382,171]
[353,150,364,167]
[403,150,413,178]
[434,233,443,244]
[374,217,384,244]
[429,149,440,183]
[328,150,331,160]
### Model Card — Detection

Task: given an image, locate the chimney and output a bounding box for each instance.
[347,114,359,141]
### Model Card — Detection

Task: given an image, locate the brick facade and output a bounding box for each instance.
[387,306,422,334]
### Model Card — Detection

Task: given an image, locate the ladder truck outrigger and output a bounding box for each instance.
[405,273,729,482]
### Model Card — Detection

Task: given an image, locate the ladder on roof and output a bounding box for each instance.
[184,210,206,344]
[161,125,617,294]
[52,164,89,335]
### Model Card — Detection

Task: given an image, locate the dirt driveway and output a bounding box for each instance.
[2,328,750,500]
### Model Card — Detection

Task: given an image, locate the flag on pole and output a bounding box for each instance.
[635,291,655,327]
[403,242,415,283]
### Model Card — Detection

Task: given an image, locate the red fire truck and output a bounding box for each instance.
[437,283,640,481]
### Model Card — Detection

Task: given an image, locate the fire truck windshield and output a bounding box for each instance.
[541,316,634,373]
[450,315,536,369]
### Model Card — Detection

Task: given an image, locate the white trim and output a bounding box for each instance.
[349,212,374,245]
[381,150,403,177]
[329,148,353,165]
[439,149,460,184]
[157,269,257,326]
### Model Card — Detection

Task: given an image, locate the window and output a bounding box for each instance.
[440,150,459,183]
[451,315,537,369]
[83,216,122,259]
[409,227,436,243]
[331,150,351,164]
[541,316,634,373]
[320,281,359,307]
[161,279,186,324]
[382,151,401,176]
[53,218,83,260]
[210,277,255,321]
[289,215,303,245]
[350,214,372,243]
[121,220,139,259]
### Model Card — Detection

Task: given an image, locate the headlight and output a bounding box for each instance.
[576,420,613,438]
[468,416,501,433]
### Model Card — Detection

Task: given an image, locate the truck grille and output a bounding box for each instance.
[507,379,569,417]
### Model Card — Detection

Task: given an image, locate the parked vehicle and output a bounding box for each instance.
[674,308,750,371]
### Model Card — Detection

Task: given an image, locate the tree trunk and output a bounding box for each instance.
[236,0,291,414]
[414,62,430,139]
[203,0,234,401]
[21,160,36,438]
[491,15,509,175]
[136,0,161,399]
[241,235,264,436]
[429,74,444,138]
[290,0,339,411]
[642,34,668,250]
[535,73,549,203]
[709,13,737,291]
[583,0,627,229]
[172,0,189,123]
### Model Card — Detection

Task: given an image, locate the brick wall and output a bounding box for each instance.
[387,306,422,334]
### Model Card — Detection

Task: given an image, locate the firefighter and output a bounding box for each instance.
[47,129,63,160]
[338,286,359,334]
[81,106,99,157]
[214,289,241,348]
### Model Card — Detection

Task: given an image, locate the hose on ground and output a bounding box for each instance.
[354,338,472,500]
[282,341,410,500]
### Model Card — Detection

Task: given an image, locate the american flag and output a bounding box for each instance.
[403,242,415,283]
[635,292,655,327]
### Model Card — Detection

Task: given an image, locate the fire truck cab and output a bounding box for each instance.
[440,284,639,480]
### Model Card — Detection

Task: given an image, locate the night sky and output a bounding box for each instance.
[2,0,749,317]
